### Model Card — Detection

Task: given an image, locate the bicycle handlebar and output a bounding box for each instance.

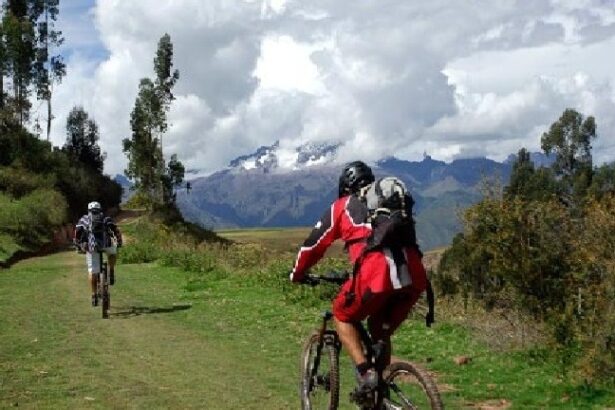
[304,272,349,286]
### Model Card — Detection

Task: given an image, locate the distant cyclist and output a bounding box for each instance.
[290,161,427,397]
[74,201,123,306]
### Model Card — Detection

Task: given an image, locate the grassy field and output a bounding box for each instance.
[1,225,615,409]
[217,227,346,258]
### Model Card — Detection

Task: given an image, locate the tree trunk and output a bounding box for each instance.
[46,94,52,142]
[45,7,52,143]
[0,73,4,109]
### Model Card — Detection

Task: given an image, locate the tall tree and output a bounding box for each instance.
[123,33,184,209]
[32,0,65,141]
[164,153,184,203]
[2,0,36,126]
[0,21,6,110]
[153,33,179,131]
[63,106,105,173]
[506,148,535,199]
[541,108,596,203]
[123,78,163,207]
[153,33,179,200]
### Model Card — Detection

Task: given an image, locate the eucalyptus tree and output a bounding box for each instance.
[123,33,184,209]
[541,108,596,205]
[63,106,104,173]
[32,0,65,141]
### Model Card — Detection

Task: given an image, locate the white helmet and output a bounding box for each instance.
[87,201,102,212]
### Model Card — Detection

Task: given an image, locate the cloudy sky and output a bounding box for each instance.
[43,0,615,175]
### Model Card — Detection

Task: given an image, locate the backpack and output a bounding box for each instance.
[348,177,435,327]
[359,177,417,251]
[88,211,107,251]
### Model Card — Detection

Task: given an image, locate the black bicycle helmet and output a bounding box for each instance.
[338,160,375,198]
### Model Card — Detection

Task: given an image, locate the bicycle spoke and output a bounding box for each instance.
[385,370,433,409]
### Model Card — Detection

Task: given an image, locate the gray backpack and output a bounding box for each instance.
[359,177,416,250]
[353,177,435,327]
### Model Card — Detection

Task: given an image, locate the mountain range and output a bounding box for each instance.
[172,142,552,250]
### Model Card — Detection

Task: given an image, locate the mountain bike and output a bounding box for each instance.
[300,273,443,410]
[77,244,111,319]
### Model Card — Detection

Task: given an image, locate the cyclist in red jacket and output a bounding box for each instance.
[290,161,427,394]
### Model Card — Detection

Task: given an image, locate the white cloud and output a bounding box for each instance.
[254,35,325,94]
[47,0,615,177]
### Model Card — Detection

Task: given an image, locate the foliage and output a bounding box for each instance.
[1,0,35,124]
[31,0,65,140]
[123,33,184,210]
[571,196,615,383]
[437,108,615,383]
[63,106,105,173]
[0,188,67,249]
[0,164,53,197]
[588,162,615,200]
[0,130,121,215]
[541,108,596,205]
[0,0,123,267]
[0,0,65,130]
[0,104,121,261]
[505,148,560,201]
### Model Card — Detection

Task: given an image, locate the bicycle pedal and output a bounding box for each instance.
[349,387,375,406]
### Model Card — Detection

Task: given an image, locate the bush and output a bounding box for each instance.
[572,196,615,383]
[0,166,55,198]
[439,196,572,317]
[0,189,68,249]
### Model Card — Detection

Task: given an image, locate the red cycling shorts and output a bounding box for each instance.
[332,247,427,338]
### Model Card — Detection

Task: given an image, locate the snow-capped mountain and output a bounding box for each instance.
[176,144,526,250]
[227,140,340,173]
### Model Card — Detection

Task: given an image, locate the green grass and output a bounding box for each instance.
[2,226,615,409]
[217,226,314,250]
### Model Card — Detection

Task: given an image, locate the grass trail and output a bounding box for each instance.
[2,241,615,408]
[0,251,315,409]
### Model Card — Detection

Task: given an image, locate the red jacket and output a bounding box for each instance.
[291,195,425,293]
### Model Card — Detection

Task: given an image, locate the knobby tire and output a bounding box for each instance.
[300,331,340,410]
[383,362,443,410]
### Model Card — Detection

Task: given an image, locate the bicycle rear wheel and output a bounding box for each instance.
[382,362,443,410]
[300,331,340,410]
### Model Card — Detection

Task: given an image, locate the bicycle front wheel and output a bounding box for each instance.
[300,331,340,410]
[382,362,443,410]
[101,264,110,319]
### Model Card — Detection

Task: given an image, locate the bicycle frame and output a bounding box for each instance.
[310,308,386,395]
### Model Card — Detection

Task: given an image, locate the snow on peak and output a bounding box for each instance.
[228,140,340,172]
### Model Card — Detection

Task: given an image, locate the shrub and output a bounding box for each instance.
[0,189,68,249]
[572,196,615,383]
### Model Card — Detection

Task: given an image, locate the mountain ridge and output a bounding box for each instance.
[175,145,554,250]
